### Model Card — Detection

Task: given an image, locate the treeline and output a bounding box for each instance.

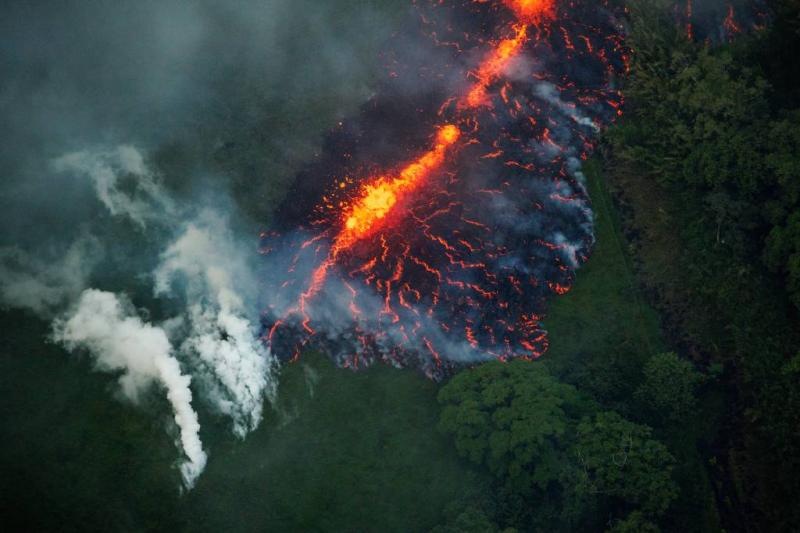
[605,0,800,529]
[432,355,705,532]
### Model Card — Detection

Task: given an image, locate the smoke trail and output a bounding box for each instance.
[0,144,279,487]
[155,212,277,437]
[0,236,102,316]
[53,145,176,229]
[53,289,207,487]
[56,145,279,436]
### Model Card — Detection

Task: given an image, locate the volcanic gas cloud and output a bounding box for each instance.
[260,0,629,377]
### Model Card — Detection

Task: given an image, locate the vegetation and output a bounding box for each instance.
[603,0,800,529]
[635,352,703,423]
[0,325,488,532]
[437,360,681,530]
[434,159,718,531]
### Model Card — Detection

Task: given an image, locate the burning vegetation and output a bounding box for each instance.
[261,0,629,376]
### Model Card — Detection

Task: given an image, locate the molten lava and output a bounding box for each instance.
[335,124,460,254]
[296,124,461,316]
[462,23,529,109]
[261,0,630,376]
[503,0,555,21]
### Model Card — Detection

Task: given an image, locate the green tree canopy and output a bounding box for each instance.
[765,211,800,308]
[567,411,677,515]
[634,352,703,423]
[606,510,660,533]
[438,361,679,527]
[437,360,583,490]
[430,506,513,533]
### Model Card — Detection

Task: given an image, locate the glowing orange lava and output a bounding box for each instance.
[333,124,460,254]
[503,0,555,21]
[298,124,461,310]
[462,24,528,108]
[295,1,552,321]
[267,0,625,368]
[459,0,554,109]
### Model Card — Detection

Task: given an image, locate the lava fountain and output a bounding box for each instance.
[260,0,629,377]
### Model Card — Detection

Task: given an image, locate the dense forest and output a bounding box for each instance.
[431,0,800,530]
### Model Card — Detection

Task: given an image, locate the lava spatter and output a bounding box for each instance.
[335,124,461,253]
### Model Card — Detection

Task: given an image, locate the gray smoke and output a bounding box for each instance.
[0,143,280,488]
[53,146,177,229]
[155,212,277,437]
[50,145,278,486]
[0,0,410,487]
[0,236,102,316]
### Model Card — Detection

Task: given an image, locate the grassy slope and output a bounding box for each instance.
[544,160,721,531]
[0,311,186,532]
[544,159,665,403]
[182,353,487,532]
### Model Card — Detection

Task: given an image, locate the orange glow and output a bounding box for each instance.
[503,0,555,21]
[298,125,460,307]
[462,24,528,108]
[333,124,460,253]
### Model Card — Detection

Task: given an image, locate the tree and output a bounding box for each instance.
[437,360,583,490]
[600,1,800,529]
[605,511,660,533]
[567,412,678,515]
[634,352,703,423]
[438,361,678,527]
[609,4,771,194]
[430,506,513,533]
[765,211,800,309]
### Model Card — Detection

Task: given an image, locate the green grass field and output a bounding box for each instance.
[0,312,489,532]
[543,159,665,408]
[544,160,721,531]
[183,353,489,532]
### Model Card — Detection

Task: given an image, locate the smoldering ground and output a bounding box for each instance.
[260,0,627,375]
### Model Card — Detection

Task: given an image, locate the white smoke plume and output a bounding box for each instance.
[55,145,278,441]
[155,212,277,437]
[53,289,207,488]
[1,0,402,492]
[534,82,600,131]
[0,144,279,488]
[53,145,176,229]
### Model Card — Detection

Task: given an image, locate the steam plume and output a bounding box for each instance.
[53,145,176,228]
[0,144,279,488]
[155,213,277,437]
[53,289,207,487]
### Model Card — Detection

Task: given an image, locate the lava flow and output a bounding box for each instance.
[298,124,461,326]
[261,0,629,377]
[335,124,460,255]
